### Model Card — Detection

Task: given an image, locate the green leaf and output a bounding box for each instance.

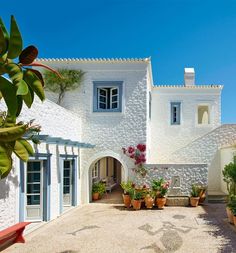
[0,143,12,179]
[3,114,16,127]
[16,95,23,117]
[5,63,23,84]
[19,138,34,156]
[0,76,17,116]
[13,140,29,161]
[0,18,9,57]
[0,27,7,56]
[7,15,22,59]
[24,70,45,101]
[0,124,27,142]
[16,79,28,95]
[22,85,34,108]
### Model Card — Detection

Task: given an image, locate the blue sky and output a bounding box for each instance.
[1,0,236,123]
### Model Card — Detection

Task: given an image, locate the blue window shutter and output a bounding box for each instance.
[171,102,181,125]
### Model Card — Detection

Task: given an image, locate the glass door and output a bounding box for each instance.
[63,160,72,207]
[26,161,43,221]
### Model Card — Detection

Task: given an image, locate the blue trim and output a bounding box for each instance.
[19,162,25,222]
[19,153,51,222]
[93,81,123,112]
[171,102,181,125]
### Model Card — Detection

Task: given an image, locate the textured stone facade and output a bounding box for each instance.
[132,164,208,196]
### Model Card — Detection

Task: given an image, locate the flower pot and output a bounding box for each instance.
[92,192,99,201]
[145,197,154,209]
[233,215,236,227]
[122,194,131,208]
[226,207,234,224]
[156,197,166,209]
[190,197,200,207]
[132,199,142,210]
[199,190,206,204]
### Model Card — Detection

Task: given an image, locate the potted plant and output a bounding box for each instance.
[145,190,155,209]
[92,182,100,201]
[98,182,106,199]
[130,189,143,210]
[198,185,207,204]
[231,198,236,227]
[226,196,234,224]
[152,178,170,209]
[120,181,133,208]
[190,184,200,207]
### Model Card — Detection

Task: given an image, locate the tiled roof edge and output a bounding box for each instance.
[36,57,151,63]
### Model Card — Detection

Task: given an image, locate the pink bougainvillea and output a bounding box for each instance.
[122,144,147,177]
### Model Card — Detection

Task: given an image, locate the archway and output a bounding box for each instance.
[86,151,129,204]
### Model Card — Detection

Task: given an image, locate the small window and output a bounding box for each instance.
[171,102,181,125]
[92,162,99,179]
[93,81,123,112]
[198,105,210,124]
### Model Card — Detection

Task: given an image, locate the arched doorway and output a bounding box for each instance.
[90,156,123,204]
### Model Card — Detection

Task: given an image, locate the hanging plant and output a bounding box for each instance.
[122,143,147,177]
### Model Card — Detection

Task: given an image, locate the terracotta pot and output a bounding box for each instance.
[92,192,99,201]
[233,215,236,227]
[156,197,166,209]
[190,197,200,207]
[199,190,206,204]
[226,207,234,224]
[145,197,154,209]
[122,194,131,208]
[132,199,142,210]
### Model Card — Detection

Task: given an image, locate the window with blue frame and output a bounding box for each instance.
[93,81,123,112]
[171,102,181,125]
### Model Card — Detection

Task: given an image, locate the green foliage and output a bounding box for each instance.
[0,16,57,179]
[120,180,133,195]
[152,178,170,197]
[44,68,85,104]
[190,184,201,197]
[223,162,236,196]
[228,195,236,215]
[92,182,106,197]
[130,189,143,200]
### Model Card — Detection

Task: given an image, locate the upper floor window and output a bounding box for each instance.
[171,102,181,125]
[93,81,123,112]
[198,105,210,125]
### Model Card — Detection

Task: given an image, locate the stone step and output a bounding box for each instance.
[208,193,228,203]
[166,196,190,206]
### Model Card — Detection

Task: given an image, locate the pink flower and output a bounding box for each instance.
[128,146,135,154]
[137,144,146,152]
[129,153,135,159]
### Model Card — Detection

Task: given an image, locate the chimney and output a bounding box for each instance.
[184,68,195,86]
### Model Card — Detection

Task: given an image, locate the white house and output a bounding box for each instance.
[0,57,236,230]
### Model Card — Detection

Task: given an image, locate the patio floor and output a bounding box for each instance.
[4,203,236,253]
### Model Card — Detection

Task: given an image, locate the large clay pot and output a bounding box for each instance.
[145,196,154,209]
[123,194,131,208]
[233,215,236,227]
[190,197,200,207]
[156,197,167,209]
[226,207,234,224]
[132,199,142,210]
[92,192,99,201]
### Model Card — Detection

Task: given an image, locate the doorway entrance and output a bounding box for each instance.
[90,156,123,204]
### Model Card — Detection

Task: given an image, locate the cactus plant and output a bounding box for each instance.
[0,16,59,179]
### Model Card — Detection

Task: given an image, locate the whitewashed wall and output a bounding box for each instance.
[149,86,222,163]
[0,98,81,229]
[39,60,152,203]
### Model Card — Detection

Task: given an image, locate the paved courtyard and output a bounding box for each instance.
[4,203,236,253]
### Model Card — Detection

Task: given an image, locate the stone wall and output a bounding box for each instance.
[132,163,208,196]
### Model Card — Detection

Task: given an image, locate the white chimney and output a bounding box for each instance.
[184,68,195,86]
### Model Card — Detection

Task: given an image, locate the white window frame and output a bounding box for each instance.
[92,162,99,179]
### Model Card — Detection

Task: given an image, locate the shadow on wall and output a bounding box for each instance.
[0,171,19,200]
